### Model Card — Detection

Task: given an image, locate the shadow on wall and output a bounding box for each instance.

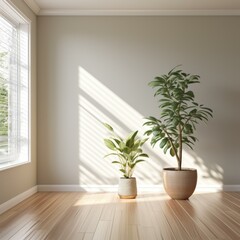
[182,150,223,188]
[78,66,223,188]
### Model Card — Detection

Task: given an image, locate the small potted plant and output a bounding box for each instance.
[144,66,213,199]
[103,123,148,199]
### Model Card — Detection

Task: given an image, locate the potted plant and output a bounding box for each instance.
[103,123,149,199]
[144,66,213,199]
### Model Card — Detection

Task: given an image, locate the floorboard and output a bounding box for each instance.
[0,192,239,240]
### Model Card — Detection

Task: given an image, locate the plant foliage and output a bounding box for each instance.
[144,66,213,170]
[103,123,149,178]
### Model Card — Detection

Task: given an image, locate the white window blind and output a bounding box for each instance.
[0,0,30,169]
[0,15,18,160]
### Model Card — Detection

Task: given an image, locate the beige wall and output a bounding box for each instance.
[0,0,37,204]
[37,16,240,188]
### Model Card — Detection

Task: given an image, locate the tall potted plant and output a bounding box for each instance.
[144,66,213,199]
[103,123,148,199]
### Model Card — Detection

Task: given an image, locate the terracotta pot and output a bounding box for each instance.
[118,177,137,199]
[163,168,197,200]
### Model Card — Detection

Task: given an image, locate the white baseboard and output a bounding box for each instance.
[196,184,240,193]
[221,185,240,191]
[37,185,166,192]
[0,186,38,215]
[37,184,240,193]
[37,185,118,192]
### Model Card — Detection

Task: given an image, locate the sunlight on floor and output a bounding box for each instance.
[73,192,170,207]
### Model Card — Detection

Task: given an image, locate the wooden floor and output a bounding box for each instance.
[0,192,239,240]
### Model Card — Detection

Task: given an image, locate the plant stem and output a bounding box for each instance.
[178,124,182,170]
[177,100,182,170]
[162,128,180,163]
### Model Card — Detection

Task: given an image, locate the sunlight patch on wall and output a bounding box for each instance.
[79,66,143,134]
[78,95,118,185]
[78,67,164,186]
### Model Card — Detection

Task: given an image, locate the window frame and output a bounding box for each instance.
[0,0,31,171]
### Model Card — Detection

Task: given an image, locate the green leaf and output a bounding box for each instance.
[163,145,168,154]
[148,80,163,87]
[126,130,138,148]
[130,159,145,169]
[104,153,119,158]
[132,139,141,149]
[183,123,193,134]
[143,121,155,126]
[112,161,121,164]
[150,137,159,147]
[140,138,148,146]
[137,153,149,158]
[201,106,213,113]
[120,169,126,173]
[134,159,145,164]
[163,139,171,154]
[184,141,194,150]
[190,109,197,114]
[160,138,168,149]
[170,148,175,157]
[119,141,126,151]
[185,91,194,98]
[146,116,158,122]
[144,130,152,136]
[103,139,116,150]
[189,136,198,142]
[168,65,182,75]
[152,131,160,136]
[160,102,172,108]
[122,146,131,154]
[154,76,166,83]
[112,138,121,146]
[102,122,114,132]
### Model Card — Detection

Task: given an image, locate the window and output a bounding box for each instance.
[0,0,30,170]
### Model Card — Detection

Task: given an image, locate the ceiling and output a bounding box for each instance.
[24,0,240,16]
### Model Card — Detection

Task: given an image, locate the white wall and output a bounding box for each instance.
[0,0,37,204]
[37,16,240,188]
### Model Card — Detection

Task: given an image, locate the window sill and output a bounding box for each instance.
[0,159,30,171]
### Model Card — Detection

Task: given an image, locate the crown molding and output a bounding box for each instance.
[37,9,240,16]
[24,0,40,14]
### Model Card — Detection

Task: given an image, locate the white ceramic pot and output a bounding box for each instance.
[163,168,197,200]
[118,177,137,199]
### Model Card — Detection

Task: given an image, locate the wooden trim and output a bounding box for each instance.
[0,186,37,214]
